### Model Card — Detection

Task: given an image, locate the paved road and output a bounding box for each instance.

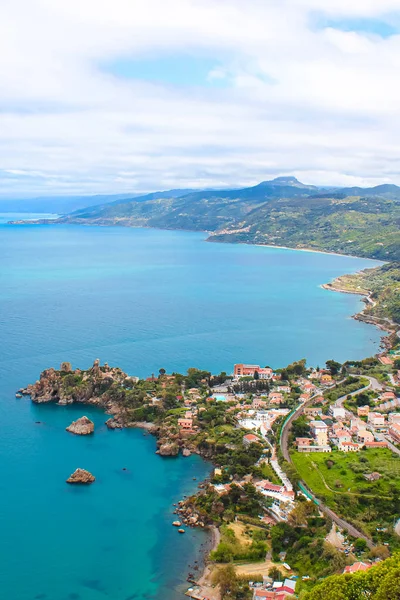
[280,384,374,548]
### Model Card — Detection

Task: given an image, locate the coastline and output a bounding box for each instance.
[7,217,386,264]
[321,281,397,348]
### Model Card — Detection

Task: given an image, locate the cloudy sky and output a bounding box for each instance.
[1,0,400,197]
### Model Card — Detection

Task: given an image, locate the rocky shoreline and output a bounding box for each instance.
[321,282,397,349]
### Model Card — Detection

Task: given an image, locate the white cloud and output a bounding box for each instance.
[1,0,400,197]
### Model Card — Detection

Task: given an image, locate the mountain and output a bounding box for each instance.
[339,183,400,199]
[0,193,142,214]
[0,188,199,215]
[12,176,400,261]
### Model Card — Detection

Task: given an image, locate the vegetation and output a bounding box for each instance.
[210,524,268,563]
[325,262,400,326]
[212,564,257,600]
[291,449,400,545]
[43,177,400,261]
[303,552,400,600]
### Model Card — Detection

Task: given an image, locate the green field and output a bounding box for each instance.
[291,448,400,542]
[292,448,400,498]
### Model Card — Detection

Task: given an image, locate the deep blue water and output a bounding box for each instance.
[0,220,383,600]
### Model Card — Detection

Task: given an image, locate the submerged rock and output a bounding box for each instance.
[66,468,95,484]
[66,416,94,435]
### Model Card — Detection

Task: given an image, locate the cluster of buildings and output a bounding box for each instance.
[252,577,296,600]
[296,405,394,454]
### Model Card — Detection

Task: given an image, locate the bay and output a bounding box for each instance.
[0,220,383,600]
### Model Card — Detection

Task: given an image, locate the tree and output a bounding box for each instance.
[326,360,342,376]
[213,564,237,595]
[268,566,282,581]
[254,370,259,380]
[159,368,166,376]
[354,538,367,553]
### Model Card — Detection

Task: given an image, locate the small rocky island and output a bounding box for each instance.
[66,416,94,435]
[66,468,95,484]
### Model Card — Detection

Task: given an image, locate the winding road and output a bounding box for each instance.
[279,383,375,548]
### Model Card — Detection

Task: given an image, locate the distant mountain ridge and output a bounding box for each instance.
[10,176,400,261]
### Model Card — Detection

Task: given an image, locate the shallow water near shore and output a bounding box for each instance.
[0,221,383,599]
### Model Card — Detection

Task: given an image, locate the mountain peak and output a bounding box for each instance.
[257,176,314,189]
[271,176,300,184]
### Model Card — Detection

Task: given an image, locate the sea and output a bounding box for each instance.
[0,217,383,600]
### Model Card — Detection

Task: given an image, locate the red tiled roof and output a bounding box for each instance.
[343,562,371,574]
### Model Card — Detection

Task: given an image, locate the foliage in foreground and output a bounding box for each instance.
[304,552,400,600]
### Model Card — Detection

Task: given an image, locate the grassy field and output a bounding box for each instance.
[291,448,400,499]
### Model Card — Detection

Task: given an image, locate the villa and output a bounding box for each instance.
[234,364,273,379]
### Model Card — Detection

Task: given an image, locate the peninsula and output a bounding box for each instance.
[20,339,400,600]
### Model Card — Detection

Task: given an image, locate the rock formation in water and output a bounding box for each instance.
[157,441,179,456]
[66,468,95,484]
[66,416,94,435]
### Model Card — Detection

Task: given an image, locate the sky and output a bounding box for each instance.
[1,0,400,197]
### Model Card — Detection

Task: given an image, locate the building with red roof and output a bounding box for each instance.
[343,562,371,574]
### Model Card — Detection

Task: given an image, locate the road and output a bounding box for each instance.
[280,383,375,548]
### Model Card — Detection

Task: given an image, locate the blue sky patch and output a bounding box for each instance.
[101,54,229,87]
[311,13,399,38]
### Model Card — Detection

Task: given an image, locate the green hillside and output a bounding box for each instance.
[324,262,400,326]
[31,177,400,261]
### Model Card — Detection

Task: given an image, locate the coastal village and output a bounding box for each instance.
[18,342,400,600]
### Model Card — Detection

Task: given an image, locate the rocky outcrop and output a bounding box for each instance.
[105,417,123,429]
[66,468,95,484]
[66,416,94,435]
[157,442,179,456]
[176,501,207,527]
[182,448,192,457]
[18,360,131,425]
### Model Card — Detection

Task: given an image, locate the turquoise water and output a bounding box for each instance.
[0,221,383,599]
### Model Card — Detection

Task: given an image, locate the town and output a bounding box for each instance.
[21,348,400,600]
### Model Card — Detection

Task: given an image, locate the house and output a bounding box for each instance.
[278,386,291,394]
[297,444,331,453]
[269,392,284,405]
[343,562,372,574]
[253,579,296,599]
[299,393,311,402]
[357,430,374,444]
[379,391,396,401]
[357,405,370,417]
[296,437,312,446]
[378,355,393,366]
[330,406,346,420]
[335,429,352,444]
[364,441,387,449]
[368,412,386,427]
[303,406,322,417]
[389,422,400,444]
[388,412,400,424]
[234,364,273,379]
[364,472,381,481]
[178,418,193,431]
[339,441,360,452]
[310,420,329,445]
[253,398,267,409]
[243,433,260,446]
[321,373,333,383]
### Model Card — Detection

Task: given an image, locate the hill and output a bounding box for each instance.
[324,262,400,327]
[13,176,400,261]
